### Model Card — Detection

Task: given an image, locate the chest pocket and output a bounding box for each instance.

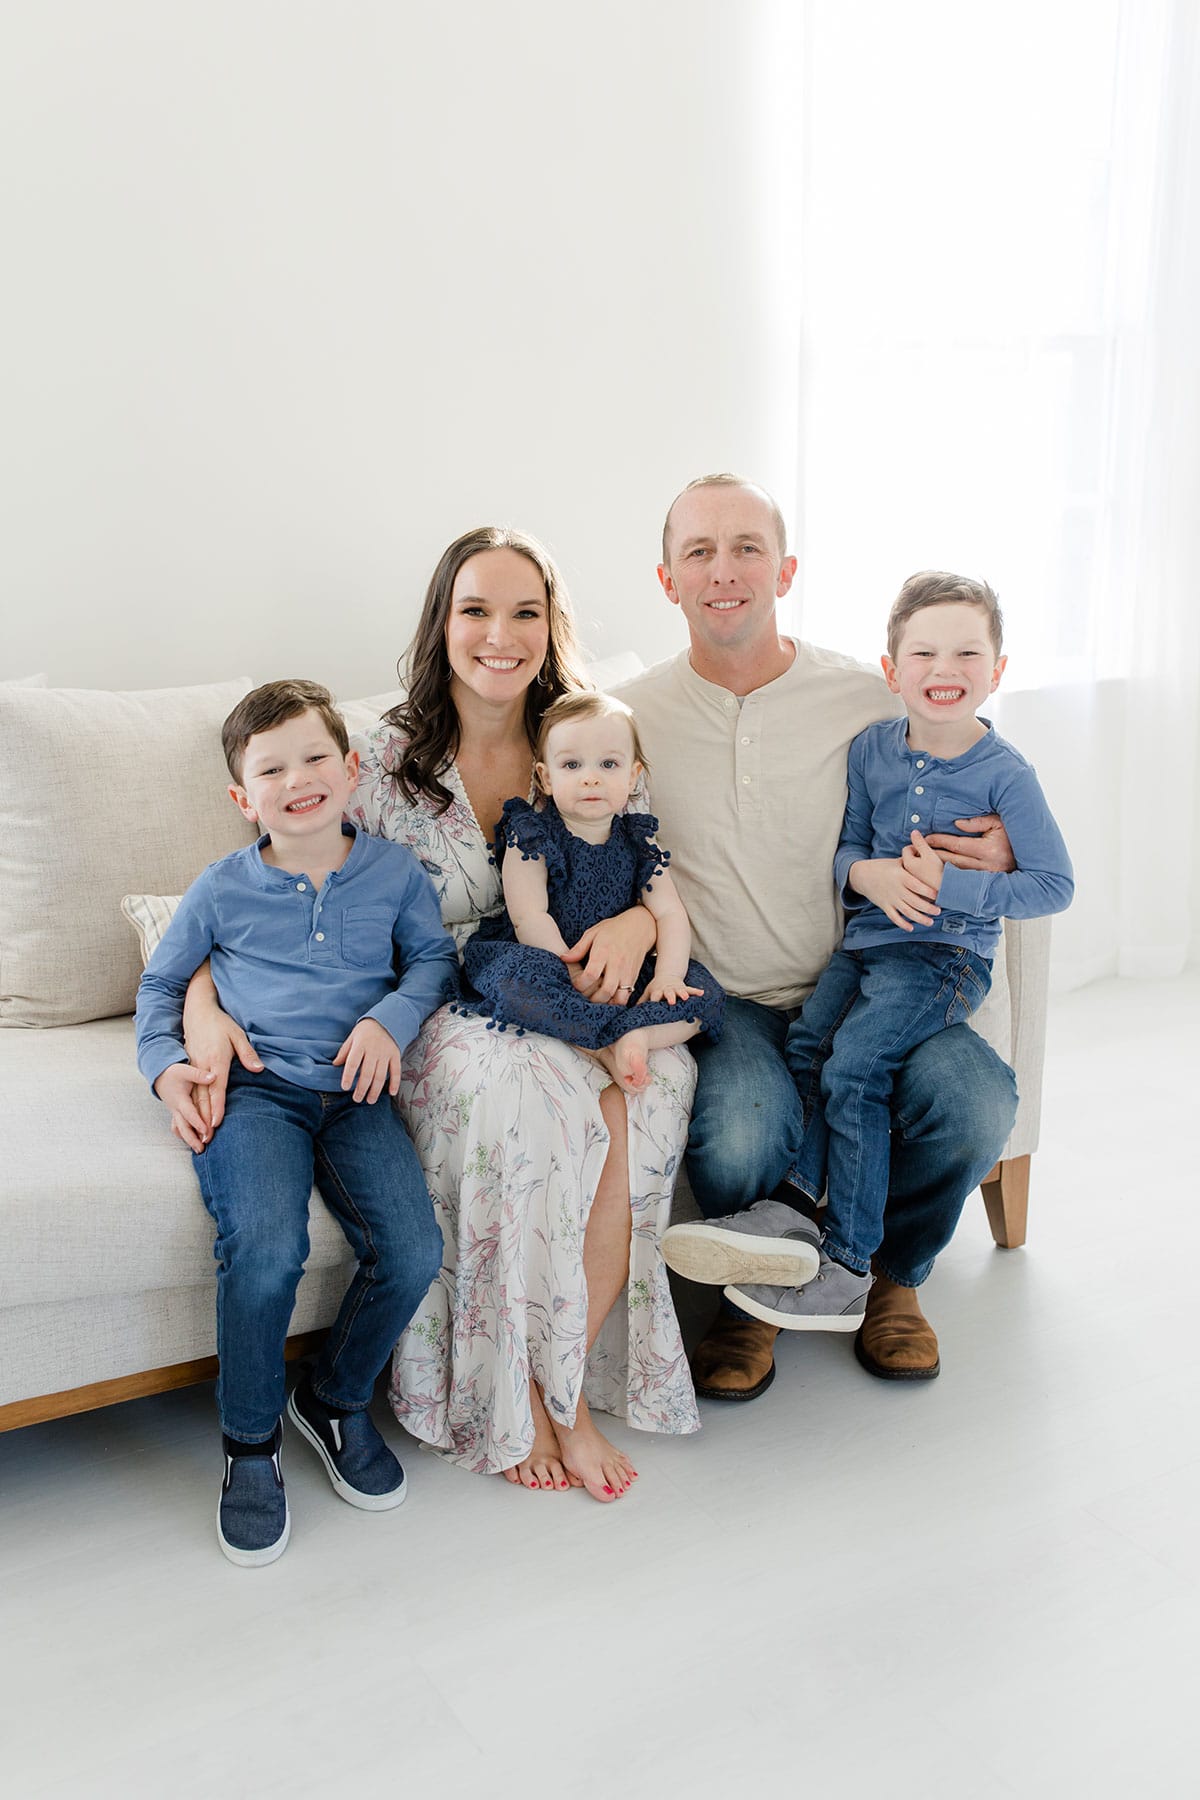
[341,907,396,971]
[930,791,992,833]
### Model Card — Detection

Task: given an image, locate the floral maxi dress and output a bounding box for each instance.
[346,725,701,1473]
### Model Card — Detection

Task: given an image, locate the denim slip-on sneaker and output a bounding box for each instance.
[217,1421,289,1567]
[662,1197,821,1288]
[725,1256,874,1333]
[287,1380,407,1511]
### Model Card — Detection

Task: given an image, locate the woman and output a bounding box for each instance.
[188,527,699,1502]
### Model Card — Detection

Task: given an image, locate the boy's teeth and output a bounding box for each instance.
[287,796,323,811]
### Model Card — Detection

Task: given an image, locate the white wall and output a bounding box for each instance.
[1,2,803,697]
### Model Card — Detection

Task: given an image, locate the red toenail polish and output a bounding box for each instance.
[604,1485,615,1494]
[559,1481,568,1488]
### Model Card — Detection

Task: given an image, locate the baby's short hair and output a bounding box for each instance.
[222,679,349,783]
[534,690,649,775]
[886,571,1004,660]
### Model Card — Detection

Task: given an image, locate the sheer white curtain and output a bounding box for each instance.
[791,0,1200,986]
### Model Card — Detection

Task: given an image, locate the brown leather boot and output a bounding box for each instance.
[691,1314,779,1401]
[854,1273,940,1380]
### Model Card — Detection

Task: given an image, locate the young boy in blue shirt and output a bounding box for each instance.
[136,679,458,1566]
[666,572,1073,1351]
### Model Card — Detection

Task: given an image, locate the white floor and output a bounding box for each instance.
[2,974,1197,1800]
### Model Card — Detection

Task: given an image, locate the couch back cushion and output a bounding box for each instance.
[0,679,254,1026]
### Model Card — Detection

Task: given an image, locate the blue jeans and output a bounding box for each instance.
[193,1066,442,1442]
[783,944,993,1274]
[687,978,1016,1288]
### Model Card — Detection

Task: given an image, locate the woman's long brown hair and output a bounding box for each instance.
[383,525,590,813]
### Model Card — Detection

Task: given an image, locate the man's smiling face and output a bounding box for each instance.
[658,482,796,659]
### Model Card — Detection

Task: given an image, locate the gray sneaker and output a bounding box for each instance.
[661,1197,821,1288]
[725,1255,873,1333]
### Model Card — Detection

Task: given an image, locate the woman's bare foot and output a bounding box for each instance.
[550,1393,639,1502]
[502,1381,573,1491]
[596,1030,652,1094]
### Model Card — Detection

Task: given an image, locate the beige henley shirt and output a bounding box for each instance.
[615,640,903,1011]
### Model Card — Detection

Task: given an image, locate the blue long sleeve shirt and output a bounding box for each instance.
[136,825,459,1093]
[833,717,1074,960]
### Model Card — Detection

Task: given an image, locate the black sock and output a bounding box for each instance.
[769,1178,821,1223]
[223,1430,277,1458]
[298,1377,350,1423]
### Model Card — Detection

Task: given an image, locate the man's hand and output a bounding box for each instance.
[925,813,1015,873]
[333,1019,402,1104]
[849,856,941,932]
[154,1062,218,1153]
[900,828,946,895]
[562,907,656,1004]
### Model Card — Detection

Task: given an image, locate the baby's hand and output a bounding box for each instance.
[154,1061,218,1153]
[334,1019,402,1104]
[641,975,705,1007]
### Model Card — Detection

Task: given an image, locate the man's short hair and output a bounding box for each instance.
[661,473,788,564]
[222,679,349,783]
[886,571,1004,661]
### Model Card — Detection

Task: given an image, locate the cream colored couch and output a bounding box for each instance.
[0,674,1047,1432]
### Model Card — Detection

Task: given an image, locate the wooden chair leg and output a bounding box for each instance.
[980,1154,1030,1249]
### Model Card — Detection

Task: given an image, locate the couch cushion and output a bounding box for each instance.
[0,1018,355,1311]
[0,678,254,1026]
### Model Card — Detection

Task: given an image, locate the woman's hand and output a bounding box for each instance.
[182,964,263,1136]
[561,907,656,1004]
[154,1062,218,1154]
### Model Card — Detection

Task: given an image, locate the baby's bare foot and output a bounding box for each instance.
[550,1394,639,1503]
[598,1031,652,1094]
[502,1382,573,1491]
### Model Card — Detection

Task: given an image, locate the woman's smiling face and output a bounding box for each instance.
[444,547,550,708]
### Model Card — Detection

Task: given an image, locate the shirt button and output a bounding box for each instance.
[741,736,751,745]
[911,813,921,823]
[724,698,735,711]
[315,931,325,942]
[742,776,751,785]
[915,785,924,794]
[916,760,925,769]
[296,882,307,892]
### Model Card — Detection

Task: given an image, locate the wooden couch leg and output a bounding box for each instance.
[980,1154,1030,1249]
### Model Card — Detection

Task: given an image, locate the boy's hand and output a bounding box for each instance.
[154,1061,218,1153]
[849,856,941,932]
[333,1019,402,1104]
[641,974,705,1006]
[925,813,1015,872]
[900,828,946,894]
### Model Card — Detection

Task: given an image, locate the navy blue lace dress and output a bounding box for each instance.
[458,799,724,1049]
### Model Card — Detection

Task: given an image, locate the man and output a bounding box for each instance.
[614,474,1017,1400]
